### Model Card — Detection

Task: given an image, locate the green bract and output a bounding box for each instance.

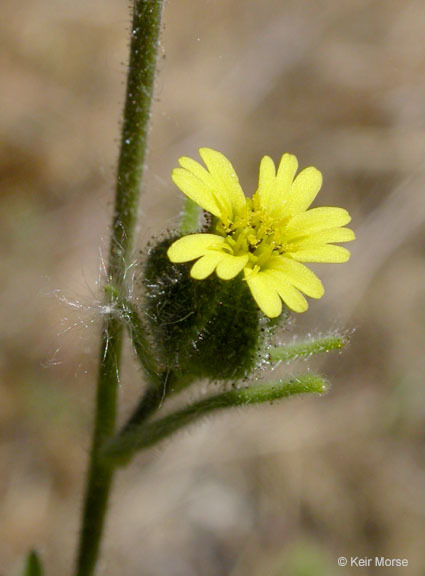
[142,236,277,381]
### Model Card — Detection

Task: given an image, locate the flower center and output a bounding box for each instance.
[215,196,289,266]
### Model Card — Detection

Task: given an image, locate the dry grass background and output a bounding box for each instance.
[1,0,425,574]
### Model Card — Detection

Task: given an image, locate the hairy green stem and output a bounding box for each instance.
[103,374,328,465]
[75,2,164,575]
[270,332,349,364]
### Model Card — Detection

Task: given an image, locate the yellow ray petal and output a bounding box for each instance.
[265,256,324,298]
[244,270,282,318]
[178,156,217,189]
[286,227,355,249]
[284,207,351,239]
[258,154,299,217]
[199,148,246,219]
[167,234,225,262]
[264,270,309,312]
[288,245,351,263]
[172,168,221,218]
[190,251,225,279]
[275,153,299,199]
[285,166,322,216]
[179,154,232,219]
[216,254,249,280]
[255,155,276,211]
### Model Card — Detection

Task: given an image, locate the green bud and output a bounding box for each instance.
[141,236,277,381]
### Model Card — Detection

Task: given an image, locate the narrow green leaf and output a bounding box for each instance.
[180,197,201,234]
[270,332,349,364]
[103,374,328,465]
[22,550,43,576]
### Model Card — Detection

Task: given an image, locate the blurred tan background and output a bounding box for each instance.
[1,0,425,574]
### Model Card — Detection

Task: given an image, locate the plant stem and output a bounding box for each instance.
[75,2,164,575]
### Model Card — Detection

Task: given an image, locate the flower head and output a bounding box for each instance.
[167,148,355,318]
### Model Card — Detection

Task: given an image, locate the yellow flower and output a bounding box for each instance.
[167,148,355,318]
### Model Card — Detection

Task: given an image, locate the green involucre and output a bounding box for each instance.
[142,236,272,381]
